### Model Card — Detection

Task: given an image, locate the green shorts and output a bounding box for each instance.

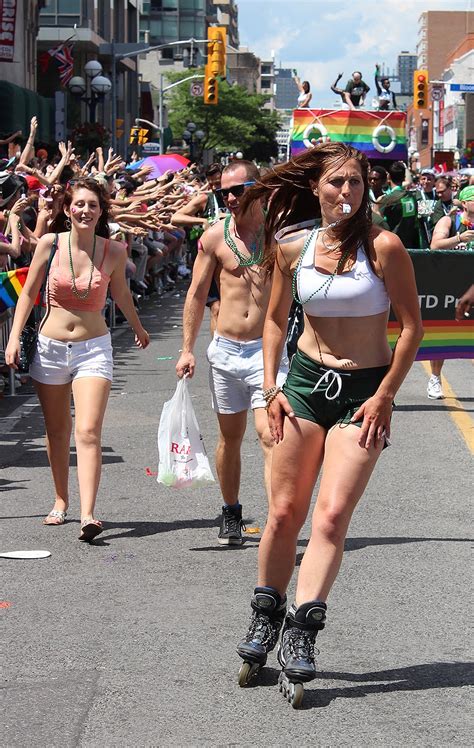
[283,349,390,431]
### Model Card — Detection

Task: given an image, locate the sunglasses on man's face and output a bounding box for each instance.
[216,181,255,199]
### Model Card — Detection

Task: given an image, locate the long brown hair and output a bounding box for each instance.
[240,142,372,269]
[50,177,110,238]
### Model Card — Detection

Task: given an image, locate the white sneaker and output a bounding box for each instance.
[427,375,444,399]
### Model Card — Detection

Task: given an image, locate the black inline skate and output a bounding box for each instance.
[237,586,287,686]
[277,600,327,708]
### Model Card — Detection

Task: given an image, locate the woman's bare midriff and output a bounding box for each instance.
[298,311,392,369]
[40,307,108,342]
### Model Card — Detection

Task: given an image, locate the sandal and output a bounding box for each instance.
[79,519,103,542]
[43,509,67,526]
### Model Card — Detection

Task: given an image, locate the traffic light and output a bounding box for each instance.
[413,70,428,110]
[207,25,226,77]
[129,126,140,145]
[116,118,124,140]
[204,65,218,105]
[138,128,149,145]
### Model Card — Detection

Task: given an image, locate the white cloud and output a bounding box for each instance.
[238,0,473,106]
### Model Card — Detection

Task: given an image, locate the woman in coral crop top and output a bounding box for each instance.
[234,143,424,704]
[5,178,149,542]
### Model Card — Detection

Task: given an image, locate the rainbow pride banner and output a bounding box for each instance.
[0,267,30,314]
[388,250,474,361]
[290,109,407,161]
[388,320,473,361]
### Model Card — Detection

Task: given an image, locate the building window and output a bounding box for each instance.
[40,0,82,26]
[151,0,178,9]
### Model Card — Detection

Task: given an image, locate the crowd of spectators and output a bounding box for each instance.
[0,116,226,393]
[1,116,473,399]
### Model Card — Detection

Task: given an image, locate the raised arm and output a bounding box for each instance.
[171,192,208,228]
[18,117,37,167]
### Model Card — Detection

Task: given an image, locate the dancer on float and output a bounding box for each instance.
[236,142,423,704]
[5,177,150,542]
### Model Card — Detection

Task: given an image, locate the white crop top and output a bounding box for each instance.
[296,228,390,318]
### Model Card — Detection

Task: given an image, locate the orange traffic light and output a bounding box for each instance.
[204,65,218,105]
[413,70,428,110]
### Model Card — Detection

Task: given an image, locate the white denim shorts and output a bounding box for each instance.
[29,333,113,385]
[206,333,288,414]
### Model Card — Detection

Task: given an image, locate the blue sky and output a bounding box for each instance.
[237,0,472,106]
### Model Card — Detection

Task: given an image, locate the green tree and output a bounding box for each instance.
[165,69,280,162]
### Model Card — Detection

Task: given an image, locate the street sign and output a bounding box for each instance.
[190,81,204,97]
[141,142,161,154]
[431,85,444,101]
[450,83,474,92]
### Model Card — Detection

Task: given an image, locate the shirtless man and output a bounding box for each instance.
[175,161,288,545]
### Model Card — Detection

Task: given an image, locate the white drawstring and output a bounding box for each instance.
[311,369,344,400]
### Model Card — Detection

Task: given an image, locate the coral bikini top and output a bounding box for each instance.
[48,236,111,312]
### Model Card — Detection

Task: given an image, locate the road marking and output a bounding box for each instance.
[422,362,474,454]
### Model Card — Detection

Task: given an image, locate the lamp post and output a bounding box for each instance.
[68,60,112,121]
[182,121,205,162]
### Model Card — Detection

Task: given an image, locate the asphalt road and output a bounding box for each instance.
[1,285,472,747]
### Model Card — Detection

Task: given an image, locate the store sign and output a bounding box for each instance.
[0,0,17,62]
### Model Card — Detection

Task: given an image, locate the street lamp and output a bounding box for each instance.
[68,60,112,122]
[182,122,205,161]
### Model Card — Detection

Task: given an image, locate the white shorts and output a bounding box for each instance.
[29,333,113,385]
[206,333,288,414]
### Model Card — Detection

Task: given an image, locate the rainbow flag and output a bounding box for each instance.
[0,268,31,314]
[291,109,407,161]
[388,320,473,361]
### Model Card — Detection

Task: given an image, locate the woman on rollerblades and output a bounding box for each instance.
[237,142,423,707]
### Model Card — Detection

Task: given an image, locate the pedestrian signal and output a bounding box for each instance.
[413,70,428,110]
[204,65,218,105]
[129,126,140,145]
[207,26,226,77]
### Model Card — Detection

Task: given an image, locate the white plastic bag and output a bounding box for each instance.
[157,377,215,488]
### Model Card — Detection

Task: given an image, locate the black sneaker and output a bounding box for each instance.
[218,504,244,545]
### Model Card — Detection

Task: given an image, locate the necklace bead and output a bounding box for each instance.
[292,226,351,305]
[224,214,264,267]
[68,231,97,300]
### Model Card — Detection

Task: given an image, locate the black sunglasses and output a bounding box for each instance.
[216,181,255,199]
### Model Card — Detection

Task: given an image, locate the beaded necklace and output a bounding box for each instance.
[291,226,352,305]
[223,214,264,267]
[68,231,97,300]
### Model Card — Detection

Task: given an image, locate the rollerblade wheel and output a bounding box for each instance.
[278,672,304,709]
[289,681,304,709]
[238,661,260,687]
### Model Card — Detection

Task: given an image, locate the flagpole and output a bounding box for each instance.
[111,39,117,152]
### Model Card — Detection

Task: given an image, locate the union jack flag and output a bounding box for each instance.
[47,40,75,87]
